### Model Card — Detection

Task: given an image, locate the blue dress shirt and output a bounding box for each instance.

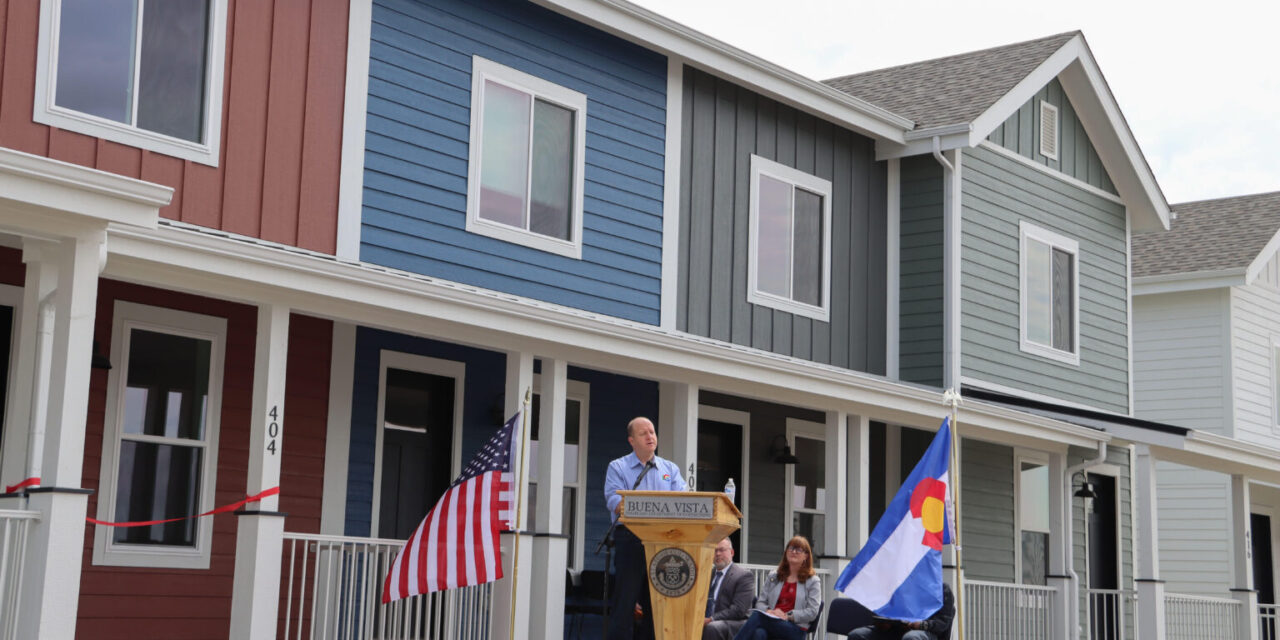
[604,452,687,521]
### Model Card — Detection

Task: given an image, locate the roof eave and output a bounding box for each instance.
[1132,268,1247,295]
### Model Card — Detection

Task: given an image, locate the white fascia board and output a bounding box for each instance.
[876,125,971,160]
[0,147,169,233]
[1157,431,1280,486]
[102,223,1107,450]
[1132,269,1246,295]
[1245,226,1280,285]
[526,0,911,143]
[963,35,1169,233]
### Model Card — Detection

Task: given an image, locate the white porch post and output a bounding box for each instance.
[1133,444,1166,639]
[229,305,290,640]
[492,350,534,640]
[16,233,103,640]
[658,381,698,485]
[847,415,871,555]
[1232,475,1260,640]
[819,411,848,577]
[1047,452,1072,640]
[530,357,569,640]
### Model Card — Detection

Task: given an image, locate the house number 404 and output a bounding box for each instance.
[267,405,280,455]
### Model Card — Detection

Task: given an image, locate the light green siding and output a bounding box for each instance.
[899,155,944,387]
[960,438,1015,582]
[960,145,1130,413]
[988,78,1117,194]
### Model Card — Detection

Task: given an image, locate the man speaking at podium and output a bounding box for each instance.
[604,417,687,640]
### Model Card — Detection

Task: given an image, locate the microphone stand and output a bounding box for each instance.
[594,459,656,640]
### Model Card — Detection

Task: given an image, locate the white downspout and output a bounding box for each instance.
[1065,441,1108,638]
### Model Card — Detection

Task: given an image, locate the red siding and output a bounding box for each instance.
[0,0,348,253]
[76,280,333,639]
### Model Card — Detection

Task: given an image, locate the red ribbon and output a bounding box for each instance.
[86,486,280,527]
[5,477,40,493]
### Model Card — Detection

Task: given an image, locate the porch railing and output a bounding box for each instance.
[740,563,832,633]
[0,509,38,640]
[1086,588,1137,640]
[1164,592,1240,640]
[281,532,492,640]
[963,579,1056,639]
[1259,602,1278,640]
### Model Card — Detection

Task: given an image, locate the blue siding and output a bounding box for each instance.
[362,0,668,324]
[344,327,507,536]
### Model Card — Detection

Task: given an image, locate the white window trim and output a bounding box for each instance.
[1272,336,1280,430]
[465,56,587,259]
[531,375,590,571]
[698,405,750,561]
[1039,101,1060,161]
[369,350,465,538]
[747,155,833,322]
[33,0,228,166]
[92,301,227,568]
[1014,450,1050,584]
[784,417,826,550]
[1019,221,1081,365]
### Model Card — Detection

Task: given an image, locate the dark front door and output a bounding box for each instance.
[697,418,743,554]
[1088,474,1120,639]
[378,367,455,540]
[1255,513,1276,640]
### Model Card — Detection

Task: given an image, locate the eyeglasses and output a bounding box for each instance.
[786,546,808,554]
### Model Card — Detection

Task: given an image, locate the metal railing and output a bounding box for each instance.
[281,532,492,640]
[963,579,1056,639]
[1259,603,1278,640]
[0,510,38,640]
[1086,588,1136,640]
[740,563,833,633]
[1164,592,1240,640]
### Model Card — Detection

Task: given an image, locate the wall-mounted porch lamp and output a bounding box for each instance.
[769,435,799,465]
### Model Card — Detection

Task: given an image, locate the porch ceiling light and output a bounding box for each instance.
[770,435,799,465]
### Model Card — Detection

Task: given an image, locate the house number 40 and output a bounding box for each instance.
[267,405,280,455]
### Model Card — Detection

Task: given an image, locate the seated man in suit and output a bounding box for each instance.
[848,583,954,640]
[702,537,755,640]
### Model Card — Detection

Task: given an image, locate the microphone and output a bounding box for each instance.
[630,459,657,490]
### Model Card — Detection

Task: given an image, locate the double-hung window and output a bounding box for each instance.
[1017,455,1050,585]
[93,302,226,568]
[34,0,228,164]
[466,57,587,258]
[748,155,832,321]
[1020,221,1079,364]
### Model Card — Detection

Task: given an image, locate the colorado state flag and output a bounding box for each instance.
[835,417,953,620]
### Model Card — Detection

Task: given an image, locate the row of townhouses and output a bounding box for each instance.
[0,0,1276,639]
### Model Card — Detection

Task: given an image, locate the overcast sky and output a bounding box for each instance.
[630,0,1280,205]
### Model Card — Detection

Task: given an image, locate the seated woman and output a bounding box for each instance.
[732,536,822,640]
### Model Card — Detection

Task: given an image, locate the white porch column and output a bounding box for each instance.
[229,305,290,640]
[847,415,871,553]
[1232,475,1260,640]
[492,351,534,640]
[819,411,848,577]
[16,233,104,640]
[1047,452,1072,640]
[1133,444,1166,640]
[658,381,698,486]
[530,358,569,640]
[0,240,57,494]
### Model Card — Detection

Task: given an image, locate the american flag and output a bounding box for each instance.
[382,412,521,602]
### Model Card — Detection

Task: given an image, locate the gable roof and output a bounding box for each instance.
[1133,191,1280,280]
[823,32,1077,130]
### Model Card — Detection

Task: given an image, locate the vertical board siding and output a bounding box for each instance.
[960,145,1129,413]
[1156,462,1234,595]
[360,0,667,324]
[677,66,887,373]
[1230,282,1280,444]
[959,439,1015,582]
[1133,290,1230,432]
[987,78,1117,194]
[898,156,945,387]
[0,0,347,253]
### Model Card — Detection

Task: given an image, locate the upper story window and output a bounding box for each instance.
[34,0,228,165]
[748,155,832,322]
[466,57,587,259]
[1019,221,1079,365]
[1273,337,1280,428]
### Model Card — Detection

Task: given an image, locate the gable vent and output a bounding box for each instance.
[1039,101,1059,160]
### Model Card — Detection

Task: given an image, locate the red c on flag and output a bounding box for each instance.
[909,477,947,551]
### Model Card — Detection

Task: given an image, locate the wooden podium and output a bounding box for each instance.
[618,490,742,640]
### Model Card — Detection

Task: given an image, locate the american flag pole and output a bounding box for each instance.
[508,386,533,640]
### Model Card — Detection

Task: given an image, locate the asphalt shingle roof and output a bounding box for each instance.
[1132,191,1280,278]
[822,32,1078,130]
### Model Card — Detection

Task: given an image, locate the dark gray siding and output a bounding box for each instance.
[960,438,1016,582]
[960,145,1130,413]
[899,156,945,387]
[987,78,1117,194]
[677,66,887,373]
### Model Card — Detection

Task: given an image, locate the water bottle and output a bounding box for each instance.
[724,478,736,504]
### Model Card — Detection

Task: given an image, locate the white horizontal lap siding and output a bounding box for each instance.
[1155,462,1233,595]
[1231,280,1280,445]
[1132,290,1230,432]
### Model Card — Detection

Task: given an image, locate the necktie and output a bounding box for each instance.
[705,569,723,617]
